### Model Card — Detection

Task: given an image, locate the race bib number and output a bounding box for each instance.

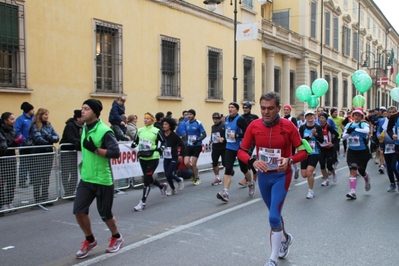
[163,147,172,159]
[188,135,197,145]
[226,129,236,143]
[212,132,221,143]
[139,139,152,151]
[259,148,281,171]
[348,135,360,147]
[385,144,395,154]
[321,136,329,146]
[309,141,316,152]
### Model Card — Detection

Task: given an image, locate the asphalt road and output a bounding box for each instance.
[1,154,399,266]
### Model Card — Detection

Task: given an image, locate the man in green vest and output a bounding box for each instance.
[73,99,123,259]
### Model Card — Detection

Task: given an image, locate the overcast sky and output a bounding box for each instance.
[373,0,399,34]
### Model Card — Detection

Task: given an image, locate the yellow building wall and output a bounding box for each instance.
[0,0,263,133]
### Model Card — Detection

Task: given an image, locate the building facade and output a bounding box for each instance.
[1,0,398,134]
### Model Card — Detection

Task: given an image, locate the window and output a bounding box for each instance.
[311,2,317,39]
[95,21,123,93]
[342,25,351,56]
[290,71,295,105]
[273,10,289,29]
[366,42,371,67]
[242,0,253,9]
[353,31,358,60]
[332,77,338,107]
[161,36,180,97]
[262,63,265,93]
[325,11,331,46]
[367,87,371,107]
[353,1,358,18]
[243,58,255,101]
[310,70,318,84]
[344,0,348,10]
[352,83,357,99]
[333,17,339,50]
[0,0,26,88]
[207,48,223,100]
[324,74,331,106]
[360,8,364,23]
[343,79,348,108]
[274,68,281,94]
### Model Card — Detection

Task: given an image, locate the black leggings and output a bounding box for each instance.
[139,158,162,202]
[319,147,335,171]
[224,149,248,175]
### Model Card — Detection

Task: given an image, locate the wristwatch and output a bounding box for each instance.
[288,158,293,165]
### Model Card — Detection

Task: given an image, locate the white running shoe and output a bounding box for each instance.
[178,178,185,191]
[365,175,371,191]
[134,200,146,211]
[333,173,338,183]
[306,190,314,199]
[166,189,177,196]
[321,179,329,186]
[278,233,293,259]
[248,181,255,197]
[160,183,168,197]
[346,191,357,199]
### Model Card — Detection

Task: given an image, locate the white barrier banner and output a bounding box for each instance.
[79,137,214,181]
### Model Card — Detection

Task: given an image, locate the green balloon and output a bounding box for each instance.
[311,78,329,97]
[352,95,365,108]
[352,70,368,84]
[308,95,319,108]
[390,88,399,102]
[295,85,312,102]
[396,73,399,85]
[354,74,372,93]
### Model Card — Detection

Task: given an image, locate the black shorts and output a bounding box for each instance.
[185,146,202,158]
[211,148,225,167]
[300,154,319,169]
[73,180,114,221]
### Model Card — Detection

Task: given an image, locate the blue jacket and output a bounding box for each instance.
[15,112,34,142]
[176,117,188,137]
[31,121,59,153]
[108,100,125,125]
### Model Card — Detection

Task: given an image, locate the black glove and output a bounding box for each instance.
[346,127,355,134]
[83,137,98,153]
[75,142,82,151]
[131,142,137,148]
[157,146,165,153]
[192,140,199,145]
[44,134,53,143]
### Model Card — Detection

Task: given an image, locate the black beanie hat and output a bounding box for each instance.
[229,102,240,111]
[20,102,34,113]
[319,112,329,119]
[83,99,102,117]
[187,109,196,116]
[73,109,82,119]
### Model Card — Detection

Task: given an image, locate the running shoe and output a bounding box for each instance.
[238,178,247,187]
[321,179,329,186]
[217,190,229,202]
[306,190,314,199]
[333,173,338,183]
[294,169,299,179]
[211,177,222,186]
[193,178,201,186]
[264,259,277,266]
[365,176,371,191]
[178,178,185,190]
[134,200,146,211]
[76,238,98,259]
[190,176,195,182]
[166,189,177,196]
[160,183,168,197]
[248,181,255,197]
[379,165,385,174]
[106,234,124,253]
[346,191,357,199]
[387,184,396,192]
[278,233,293,259]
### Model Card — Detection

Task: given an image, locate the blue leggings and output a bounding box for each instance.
[258,169,292,228]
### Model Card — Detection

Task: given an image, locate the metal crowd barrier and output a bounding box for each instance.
[0,143,216,214]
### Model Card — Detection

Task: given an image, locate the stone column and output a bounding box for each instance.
[282,55,291,105]
[266,50,275,92]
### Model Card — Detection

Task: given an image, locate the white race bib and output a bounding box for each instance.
[309,141,316,152]
[212,132,221,143]
[188,135,197,145]
[163,147,172,159]
[385,144,395,154]
[139,139,152,151]
[226,129,236,143]
[348,135,360,147]
[259,148,281,171]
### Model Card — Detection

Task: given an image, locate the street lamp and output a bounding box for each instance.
[204,0,266,102]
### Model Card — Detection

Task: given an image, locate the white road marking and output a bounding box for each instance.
[294,166,348,186]
[73,198,262,266]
